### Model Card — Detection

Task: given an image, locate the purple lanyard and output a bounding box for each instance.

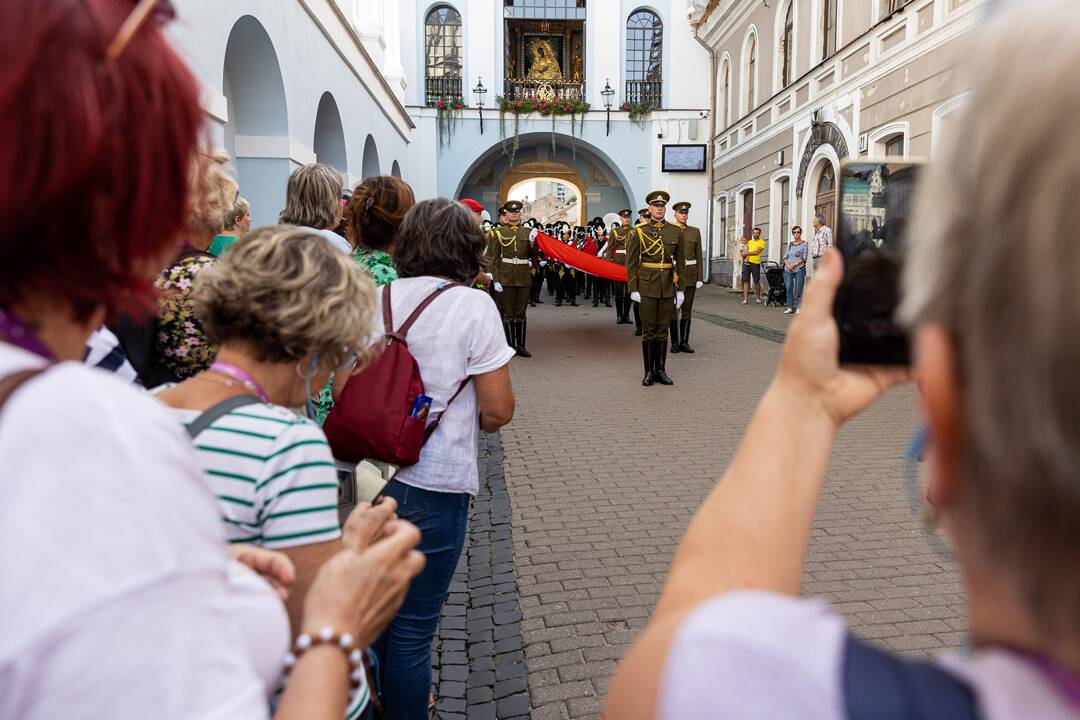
[0,309,56,362]
[1014,649,1080,709]
[208,361,269,403]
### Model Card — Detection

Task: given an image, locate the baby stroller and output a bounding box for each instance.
[763,261,787,307]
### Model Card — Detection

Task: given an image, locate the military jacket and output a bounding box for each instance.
[489,225,535,287]
[626,220,686,298]
[677,223,704,285]
[607,225,633,265]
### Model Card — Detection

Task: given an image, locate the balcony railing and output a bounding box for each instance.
[625,80,662,108]
[425,75,463,106]
[502,79,586,102]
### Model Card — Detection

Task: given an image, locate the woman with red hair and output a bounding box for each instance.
[0,2,422,718]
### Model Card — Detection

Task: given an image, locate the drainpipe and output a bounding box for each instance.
[692,21,717,283]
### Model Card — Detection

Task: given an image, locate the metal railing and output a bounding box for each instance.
[502,79,586,102]
[425,75,463,106]
[624,80,662,108]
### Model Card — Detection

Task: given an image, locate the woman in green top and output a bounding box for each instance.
[314,176,416,423]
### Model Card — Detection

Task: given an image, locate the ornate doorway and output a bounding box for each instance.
[814,164,836,229]
[499,161,588,224]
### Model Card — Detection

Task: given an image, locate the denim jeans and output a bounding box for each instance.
[373,480,471,720]
[784,268,805,308]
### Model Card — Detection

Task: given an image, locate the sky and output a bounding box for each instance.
[508,181,536,202]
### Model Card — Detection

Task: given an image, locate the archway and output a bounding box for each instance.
[507,174,585,226]
[362,135,380,178]
[391,160,402,179]
[313,92,347,174]
[223,16,290,227]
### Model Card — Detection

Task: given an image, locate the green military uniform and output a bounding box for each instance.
[670,201,704,354]
[607,210,634,325]
[490,200,536,357]
[626,190,686,386]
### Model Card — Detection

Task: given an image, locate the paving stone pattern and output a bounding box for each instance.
[497,290,965,720]
[432,432,531,720]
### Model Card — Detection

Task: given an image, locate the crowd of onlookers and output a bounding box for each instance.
[736,212,832,313]
[0,3,512,719]
[4,2,1080,720]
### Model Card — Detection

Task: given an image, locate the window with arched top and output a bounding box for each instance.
[823,0,838,60]
[425,5,462,106]
[746,33,757,111]
[625,9,663,108]
[718,58,731,129]
[780,1,794,87]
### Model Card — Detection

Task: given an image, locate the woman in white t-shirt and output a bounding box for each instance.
[606,7,1080,717]
[343,198,516,720]
[0,4,423,719]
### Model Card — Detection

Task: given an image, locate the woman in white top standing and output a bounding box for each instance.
[0,2,422,719]
[607,4,1080,718]
[356,198,517,719]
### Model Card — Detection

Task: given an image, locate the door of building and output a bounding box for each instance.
[741,189,754,240]
[814,163,836,230]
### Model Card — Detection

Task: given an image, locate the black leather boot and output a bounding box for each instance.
[669,320,681,353]
[502,322,512,347]
[679,318,694,353]
[516,320,531,358]
[633,303,642,336]
[654,340,674,385]
[641,342,655,386]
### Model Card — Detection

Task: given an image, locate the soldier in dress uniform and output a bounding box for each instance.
[607,209,634,324]
[490,200,538,357]
[626,190,686,386]
[670,202,704,353]
[628,208,651,336]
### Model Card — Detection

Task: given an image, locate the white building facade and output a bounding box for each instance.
[168,1,711,235]
[689,0,984,285]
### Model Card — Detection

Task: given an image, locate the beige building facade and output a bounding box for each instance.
[691,0,983,285]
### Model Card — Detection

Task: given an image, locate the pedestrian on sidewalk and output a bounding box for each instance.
[782,226,808,314]
[367,198,516,720]
[741,227,766,305]
[810,211,833,276]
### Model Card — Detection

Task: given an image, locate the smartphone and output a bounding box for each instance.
[833,160,924,365]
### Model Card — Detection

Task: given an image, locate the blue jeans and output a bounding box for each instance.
[373,480,470,720]
[784,268,805,308]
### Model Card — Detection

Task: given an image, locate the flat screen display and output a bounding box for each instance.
[662,144,707,172]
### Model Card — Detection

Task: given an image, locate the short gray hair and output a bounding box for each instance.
[279,164,343,230]
[900,0,1080,642]
[814,212,827,226]
[223,196,250,231]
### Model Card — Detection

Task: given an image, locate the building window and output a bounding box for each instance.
[779,178,790,257]
[746,33,757,111]
[425,5,462,106]
[719,59,731,129]
[879,0,912,18]
[625,10,663,108]
[823,0,838,60]
[715,198,729,259]
[780,2,794,87]
[884,134,905,157]
[503,0,586,20]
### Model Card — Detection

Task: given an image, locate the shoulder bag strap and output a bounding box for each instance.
[382,284,394,335]
[843,634,979,720]
[395,282,461,338]
[0,368,47,412]
[185,394,263,440]
[422,377,473,442]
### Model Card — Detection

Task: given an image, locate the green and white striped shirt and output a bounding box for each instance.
[154,391,342,549]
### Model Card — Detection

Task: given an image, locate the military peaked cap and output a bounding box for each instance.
[646,190,670,205]
[501,200,523,213]
[672,201,691,213]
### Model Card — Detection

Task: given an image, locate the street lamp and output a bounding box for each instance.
[602,79,615,136]
[474,77,487,134]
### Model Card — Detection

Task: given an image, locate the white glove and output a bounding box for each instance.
[485,272,493,280]
[539,260,547,267]
[676,291,685,309]
[630,291,642,303]
[493,282,504,293]
[696,281,703,289]
[528,260,533,268]
[529,228,539,243]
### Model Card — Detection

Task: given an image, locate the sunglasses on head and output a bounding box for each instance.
[106,0,177,62]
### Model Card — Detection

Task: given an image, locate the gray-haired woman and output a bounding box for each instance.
[608,2,1080,717]
[280,163,350,254]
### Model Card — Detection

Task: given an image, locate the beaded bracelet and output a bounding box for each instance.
[282,627,364,690]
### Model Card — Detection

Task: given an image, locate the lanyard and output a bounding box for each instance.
[208,361,269,403]
[1014,649,1080,709]
[0,309,56,362]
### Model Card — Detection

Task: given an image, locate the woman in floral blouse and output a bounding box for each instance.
[155,147,237,380]
[314,175,415,423]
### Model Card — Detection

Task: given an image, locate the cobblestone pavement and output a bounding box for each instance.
[493,287,965,720]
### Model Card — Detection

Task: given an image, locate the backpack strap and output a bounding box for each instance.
[185,394,263,439]
[422,377,473,442]
[844,634,979,720]
[0,368,47,412]
[390,282,462,340]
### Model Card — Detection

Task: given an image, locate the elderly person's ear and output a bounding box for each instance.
[915,325,963,511]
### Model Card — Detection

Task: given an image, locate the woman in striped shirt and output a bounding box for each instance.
[154,226,378,637]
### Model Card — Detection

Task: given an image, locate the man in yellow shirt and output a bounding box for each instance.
[741,226,766,305]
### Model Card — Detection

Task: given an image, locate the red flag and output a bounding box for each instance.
[537,232,628,282]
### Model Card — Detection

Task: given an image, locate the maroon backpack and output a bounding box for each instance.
[323,282,470,466]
